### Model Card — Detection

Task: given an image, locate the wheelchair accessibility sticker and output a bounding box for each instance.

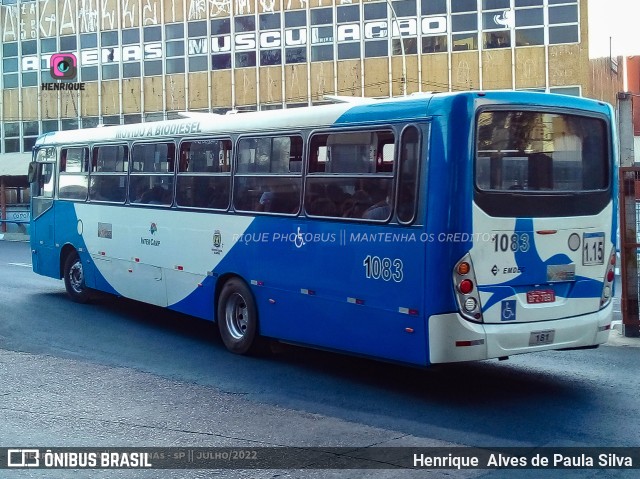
[501,300,517,321]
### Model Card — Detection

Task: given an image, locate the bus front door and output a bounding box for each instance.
[30,161,59,278]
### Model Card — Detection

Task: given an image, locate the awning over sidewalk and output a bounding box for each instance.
[0,152,32,177]
[0,152,32,187]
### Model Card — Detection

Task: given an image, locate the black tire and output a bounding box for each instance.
[63,251,91,303]
[217,278,261,355]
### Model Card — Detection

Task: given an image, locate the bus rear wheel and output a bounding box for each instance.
[217,278,261,355]
[63,251,91,303]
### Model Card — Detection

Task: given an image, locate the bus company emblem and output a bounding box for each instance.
[212,230,223,255]
[141,223,160,247]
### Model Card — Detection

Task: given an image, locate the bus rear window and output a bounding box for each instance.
[475,111,608,192]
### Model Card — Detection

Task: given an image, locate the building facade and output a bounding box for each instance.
[0,0,598,156]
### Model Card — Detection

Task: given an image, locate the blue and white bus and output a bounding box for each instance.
[29,91,617,366]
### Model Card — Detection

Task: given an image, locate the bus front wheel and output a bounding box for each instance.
[63,251,91,303]
[217,278,261,355]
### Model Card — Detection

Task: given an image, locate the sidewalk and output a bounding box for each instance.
[0,232,29,241]
[607,320,640,347]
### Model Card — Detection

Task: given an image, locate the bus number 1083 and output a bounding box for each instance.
[363,256,404,282]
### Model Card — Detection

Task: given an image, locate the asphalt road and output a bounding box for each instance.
[0,239,639,479]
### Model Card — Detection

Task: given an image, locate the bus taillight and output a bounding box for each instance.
[600,248,616,308]
[453,254,483,322]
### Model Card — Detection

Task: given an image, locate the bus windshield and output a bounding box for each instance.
[475,111,608,193]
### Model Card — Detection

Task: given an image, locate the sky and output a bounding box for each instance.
[588,0,640,58]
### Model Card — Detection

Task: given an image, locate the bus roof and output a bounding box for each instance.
[35,91,612,147]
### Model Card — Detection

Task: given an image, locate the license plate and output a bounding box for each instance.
[526,289,555,304]
[529,330,555,346]
[583,232,605,265]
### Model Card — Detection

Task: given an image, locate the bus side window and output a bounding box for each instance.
[233,135,303,214]
[396,126,420,224]
[90,145,128,203]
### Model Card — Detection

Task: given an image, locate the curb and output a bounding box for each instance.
[607,320,640,347]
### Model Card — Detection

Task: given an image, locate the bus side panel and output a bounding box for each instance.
[212,217,429,366]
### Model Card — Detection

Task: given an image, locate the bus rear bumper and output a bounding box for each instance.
[428,304,612,364]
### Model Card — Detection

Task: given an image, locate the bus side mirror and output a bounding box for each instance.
[28,162,37,183]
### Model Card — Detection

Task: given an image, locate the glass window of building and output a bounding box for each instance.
[421,0,446,15]
[261,50,282,66]
[188,21,207,37]
[166,40,185,57]
[3,74,18,88]
[124,114,142,124]
[123,62,141,78]
[260,13,281,30]
[4,123,20,137]
[515,0,543,6]
[235,15,255,32]
[338,42,360,60]
[393,0,416,17]
[549,4,578,24]
[61,119,79,131]
[365,40,388,58]
[483,0,510,9]
[549,25,578,44]
[337,5,359,23]
[23,137,37,152]
[42,120,59,133]
[166,58,185,74]
[422,35,447,54]
[451,0,478,13]
[22,40,37,55]
[235,51,256,68]
[81,66,98,81]
[102,63,119,79]
[483,31,511,49]
[311,8,332,25]
[4,139,20,153]
[516,28,544,46]
[452,32,478,51]
[40,38,57,53]
[82,117,100,129]
[102,116,121,126]
[3,58,18,73]
[189,56,209,72]
[165,23,184,40]
[285,10,306,27]
[59,36,77,51]
[3,42,18,57]
[515,8,544,27]
[211,18,231,35]
[122,29,140,45]
[144,26,161,42]
[144,60,163,76]
[22,72,38,87]
[364,1,387,20]
[101,31,118,46]
[23,122,39,136]
[311,44,333,62]
[212,54,232,70]
[80,33,97,49]
[285,47,306,64]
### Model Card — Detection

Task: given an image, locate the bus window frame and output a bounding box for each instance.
[176,136,233,211]
[472,106,612,217]
[304,126,396,223]
[128,139,177,208]
[395,123,425,225]
[58,145,90,202]
[232,132,304,216]
[89,142,130,204]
